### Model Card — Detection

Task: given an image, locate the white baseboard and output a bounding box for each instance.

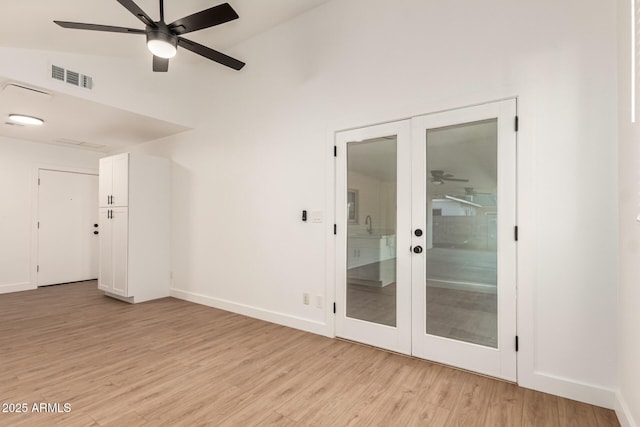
[615,391,638,427]
[170,288,332,338]
[520,370,616,409]
[0,282,35,295]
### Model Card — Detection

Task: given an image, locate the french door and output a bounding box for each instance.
[335,100,517,381]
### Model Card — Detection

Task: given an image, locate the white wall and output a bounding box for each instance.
[0,137,101,293]
[616,0,640,425]
[126,0,620,407]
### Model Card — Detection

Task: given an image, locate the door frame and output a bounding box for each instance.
[330,98,519,381]
[30,165,99,289]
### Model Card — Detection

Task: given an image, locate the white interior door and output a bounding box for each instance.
[411,100,517,380]
[37,169,99,286]
[335,120,412,355]
[335,100,517,380]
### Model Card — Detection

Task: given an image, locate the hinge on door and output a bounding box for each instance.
[515,336,519,352]
[334,224,337,235]
[333,302,336,314]
[334,146,337,157]
[514,226,518,241]
[38,178,40,185]
[515,116,519,132]
[37,265,39,272]
[37,222,40,229]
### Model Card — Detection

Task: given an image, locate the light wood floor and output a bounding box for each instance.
[0,281,619,426]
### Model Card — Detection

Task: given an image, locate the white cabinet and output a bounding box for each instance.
[347,235,397,287]
[99,207,128,296]
[347,235,396,269]
[98,153,170,303]
[99,153,129,207]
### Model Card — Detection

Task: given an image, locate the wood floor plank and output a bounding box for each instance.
[446,374,494,426]
[0,281,621,427]
[483,379,525,426]
[558,397,601,427]
[594,405,622,427]
[522,388,561,426]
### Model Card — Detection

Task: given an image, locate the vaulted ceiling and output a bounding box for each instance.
[0,1,331,152]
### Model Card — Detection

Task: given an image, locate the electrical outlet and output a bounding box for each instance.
[303,293,310,305]
[315,295,323,309]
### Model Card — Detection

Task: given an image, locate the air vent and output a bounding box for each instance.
[50,65,93,90]
[51,65,65,81]
[81,75,93,89]
[66,70,80,86]
[55,138,105,150]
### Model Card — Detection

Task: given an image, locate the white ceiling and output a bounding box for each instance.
[0,80,190,152]
[0,0,330,59]
[0,0,331,152]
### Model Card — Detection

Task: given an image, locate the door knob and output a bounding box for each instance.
[414,229,423,237]
[93,231,99,235]
[413,246,423,254]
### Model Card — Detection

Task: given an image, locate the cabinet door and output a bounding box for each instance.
[110,207,129,296]
[98,157,113,207]
[111,154,129,207]
[98,208,112,292]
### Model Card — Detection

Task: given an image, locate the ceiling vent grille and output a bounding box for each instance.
[66,70,80,86]
[51,65,64,81]
[50,65,93,90]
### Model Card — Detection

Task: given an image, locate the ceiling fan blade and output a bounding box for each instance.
[177,37,245,70]
[443,177,469,182]
[153,56,169,72]
[116,0,156,27]
[54,21,146,34]
[169,3,238,35]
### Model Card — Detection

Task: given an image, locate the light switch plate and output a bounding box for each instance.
[310,210,323,223]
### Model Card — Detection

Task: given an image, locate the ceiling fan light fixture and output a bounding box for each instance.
[9,114,44,126]
[146,26,177,59]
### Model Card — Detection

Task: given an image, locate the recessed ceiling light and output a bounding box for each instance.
[8,114,44,126]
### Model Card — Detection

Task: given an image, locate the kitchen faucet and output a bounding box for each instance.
[365,215,372,234]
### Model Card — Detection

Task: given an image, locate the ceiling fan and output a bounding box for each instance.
[54,0,245,72]
[463,187,493,196]
[430,170,469,184]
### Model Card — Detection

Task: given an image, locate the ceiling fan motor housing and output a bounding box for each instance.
[146,22,177,58]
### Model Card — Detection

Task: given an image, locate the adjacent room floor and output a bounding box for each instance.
[0,281,619,426]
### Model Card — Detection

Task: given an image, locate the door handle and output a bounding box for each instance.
[94,231,99,235]
[413,246,423,254]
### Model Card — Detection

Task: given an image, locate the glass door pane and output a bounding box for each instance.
[425,119,498,347]
[346,136,398,327]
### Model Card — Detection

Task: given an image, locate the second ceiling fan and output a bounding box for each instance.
[54,0,245,72]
